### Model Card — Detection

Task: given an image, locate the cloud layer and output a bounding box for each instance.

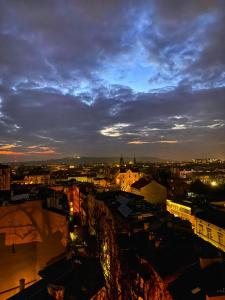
[0,0,225,161]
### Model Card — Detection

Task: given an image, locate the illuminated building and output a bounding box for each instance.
[115,169,142,192]
[0,200,68,299]
[24,174,51,185]
[92,177,109,188]
[177,169,194,179]
[191,171,225,186]
[167,200,225,253]
[166,199,196,228]
[50,182,93,217]
[67,176,109,188]
[131,178,167,207]
[195,211,225,253]
[0,164,10,191]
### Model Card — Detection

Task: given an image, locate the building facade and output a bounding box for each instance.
[115,169,142,192]
[166,199,195,228]
[131,179,167,207]
[166,199,225,252]
[80,191,172,300]
[195,215,225,253]
[24,174,51,185]
[0,165,10,191]
[0,200,68,299]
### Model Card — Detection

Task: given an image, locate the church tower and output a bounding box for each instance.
[120,154,125,167]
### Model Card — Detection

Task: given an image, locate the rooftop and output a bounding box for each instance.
[196,209,225,229]
[202,262,225,297]
[131,177,151,189]
[9,256,105,300]
[168,263,204,300]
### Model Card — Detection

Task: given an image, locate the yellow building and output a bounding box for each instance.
[166,200,225,252]
[195,211,225,253]
[115,169,142,192]
[131,178,167,206]
[24,174,51,185]
[166,199,195,228]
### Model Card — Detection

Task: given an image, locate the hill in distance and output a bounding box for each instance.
[8,156,165,166]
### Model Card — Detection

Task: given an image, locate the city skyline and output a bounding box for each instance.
[0,0,225,161]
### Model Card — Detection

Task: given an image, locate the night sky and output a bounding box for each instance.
[0,0,225,161]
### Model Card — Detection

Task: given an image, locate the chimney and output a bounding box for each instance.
[19,278,25,291]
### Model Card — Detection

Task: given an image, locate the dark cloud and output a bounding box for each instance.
[0,0,224,161]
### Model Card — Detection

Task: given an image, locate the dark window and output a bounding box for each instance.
[218,232,223,244]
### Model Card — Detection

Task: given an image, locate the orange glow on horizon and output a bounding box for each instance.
[0,150,25,155]
[0,146,57,156]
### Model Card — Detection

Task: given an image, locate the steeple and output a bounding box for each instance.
[133,154,136,165]
[120,154,125,166]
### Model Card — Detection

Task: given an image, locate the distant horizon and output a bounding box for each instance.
[1,155,224,165]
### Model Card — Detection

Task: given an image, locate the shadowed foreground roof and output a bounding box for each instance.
[8,256,105,300]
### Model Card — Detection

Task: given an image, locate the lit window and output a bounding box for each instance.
[207,228,212,239]
[198,224,203,234]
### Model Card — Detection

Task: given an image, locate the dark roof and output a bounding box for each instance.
[0,164,10,169]
[8,280,48,300]
[27,170,50,176]
[202,262,225,297]
[96,190,144,202]
[131,178,151,189]
[196,209,225,229]
[12,175,25,180]
[9,257,105,300]
[168,263,204,300]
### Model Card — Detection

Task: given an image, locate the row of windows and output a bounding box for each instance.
[168,204,191,215]
[198,224,223,245]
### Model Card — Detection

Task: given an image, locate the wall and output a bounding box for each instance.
[195,218,225,252]
[51,184,80,215]
[0,200,68,299]
[166,200,225,252]
[166,199,195,228]
[0,166,10,191]
[132,181,167,206]
[24,174,51,185]
[83,194,173,300]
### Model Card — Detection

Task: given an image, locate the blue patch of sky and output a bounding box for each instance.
[9,9,221,100]
[96,11,218,93]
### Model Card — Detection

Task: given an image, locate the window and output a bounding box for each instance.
[198,224,203,234]
[139,277,144,290]
[207,227,212,239]
[218,232,223,244]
